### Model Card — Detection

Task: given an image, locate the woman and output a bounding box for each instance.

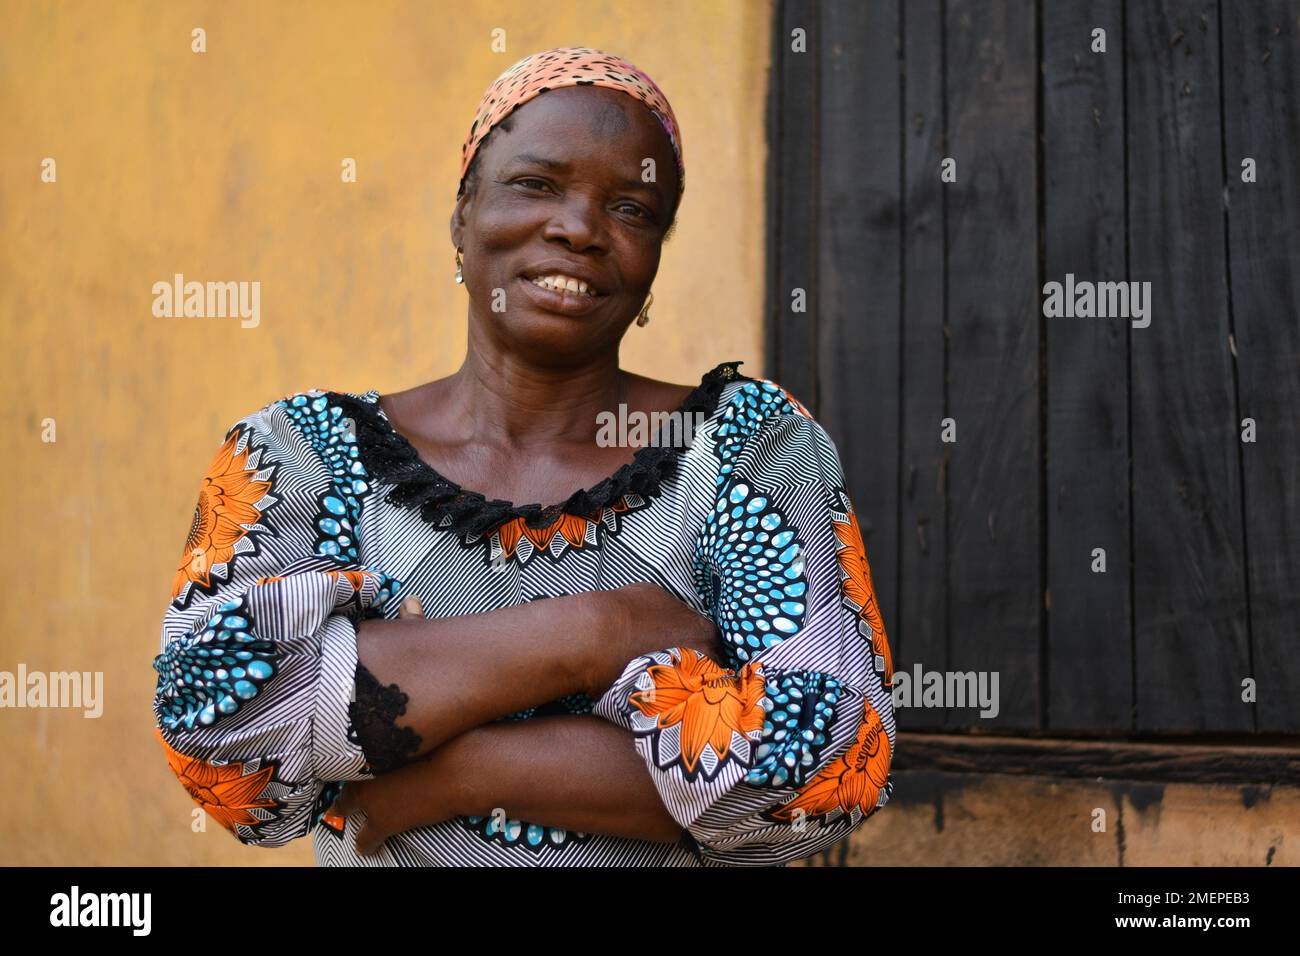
[152,46,896,866]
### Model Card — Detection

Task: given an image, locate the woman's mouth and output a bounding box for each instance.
[516,273,610,316]
[526,272,600,296]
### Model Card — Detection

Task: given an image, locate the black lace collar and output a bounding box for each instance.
[331,361,747,541]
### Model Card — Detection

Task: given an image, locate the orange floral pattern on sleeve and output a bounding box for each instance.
[155,727,279,833]
[172,427,275,602]
[832,507,894,687]
[630,648,767,777]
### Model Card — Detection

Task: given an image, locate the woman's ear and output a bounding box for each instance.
[449,200,466,251]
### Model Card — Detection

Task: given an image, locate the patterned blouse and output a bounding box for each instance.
[152,362,897,866]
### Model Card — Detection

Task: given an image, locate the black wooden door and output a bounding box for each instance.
[766,0,1300,736]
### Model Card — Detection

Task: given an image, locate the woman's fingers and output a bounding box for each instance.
[399,595,425,619]
[329,780,369,821]
[355,821,382,856]
[329,784,384,855]
[329,783,358,817]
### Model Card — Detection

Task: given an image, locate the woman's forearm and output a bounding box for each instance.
[355,591,606,759]
[351,715,687,847]
[444,715,686,844]
[353,584,721,764]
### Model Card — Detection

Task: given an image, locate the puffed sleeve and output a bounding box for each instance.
[152,392,402,847]
[594,379,896,865]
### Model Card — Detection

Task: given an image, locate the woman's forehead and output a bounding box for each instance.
[485,88,678,170]
[512,87,657,138]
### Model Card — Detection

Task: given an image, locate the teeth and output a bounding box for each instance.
[529,273,596,296]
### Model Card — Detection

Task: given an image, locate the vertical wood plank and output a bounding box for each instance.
[1126,0,1251,731]
[898,0,949,728]
[944,0,1042,730]
[1044,0,1133,730]
[817,0,902,660]
[1220,1,1300,732]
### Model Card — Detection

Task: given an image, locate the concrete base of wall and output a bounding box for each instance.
[797,769,1297,866]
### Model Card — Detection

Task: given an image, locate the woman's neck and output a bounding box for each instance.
[444,340,626,451]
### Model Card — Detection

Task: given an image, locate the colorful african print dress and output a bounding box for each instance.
[152,362,897,866]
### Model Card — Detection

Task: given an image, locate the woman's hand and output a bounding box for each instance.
[332,594,465,856]
[329,753,453,856]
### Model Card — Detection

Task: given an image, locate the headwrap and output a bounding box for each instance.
[458,46,684,201]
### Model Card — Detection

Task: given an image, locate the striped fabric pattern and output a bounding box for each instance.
[152,366,896,866]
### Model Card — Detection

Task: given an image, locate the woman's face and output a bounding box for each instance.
[451,85,681,367]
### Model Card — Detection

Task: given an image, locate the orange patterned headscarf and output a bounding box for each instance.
[458,46,684,201]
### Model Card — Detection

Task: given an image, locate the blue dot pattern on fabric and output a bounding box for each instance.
[502,691,595,723]
[360,571,402,612]
[462,814,592,853]
[712,380,798,487]
[746,671,845,788]
[694,479,808,664]
[153,594,277,731]
[277,392,372,561]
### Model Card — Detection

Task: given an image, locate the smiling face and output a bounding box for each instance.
[450,85,682,369]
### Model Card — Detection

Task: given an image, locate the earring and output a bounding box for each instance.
[454,247,464,284]
[636,290,654,327]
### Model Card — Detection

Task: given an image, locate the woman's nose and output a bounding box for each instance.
[542,192,607,252]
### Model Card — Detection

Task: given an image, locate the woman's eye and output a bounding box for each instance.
[511,179,650,221]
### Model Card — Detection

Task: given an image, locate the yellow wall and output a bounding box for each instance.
[0,0,770,864]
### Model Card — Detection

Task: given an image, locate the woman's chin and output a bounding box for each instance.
[485,309,626,363]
